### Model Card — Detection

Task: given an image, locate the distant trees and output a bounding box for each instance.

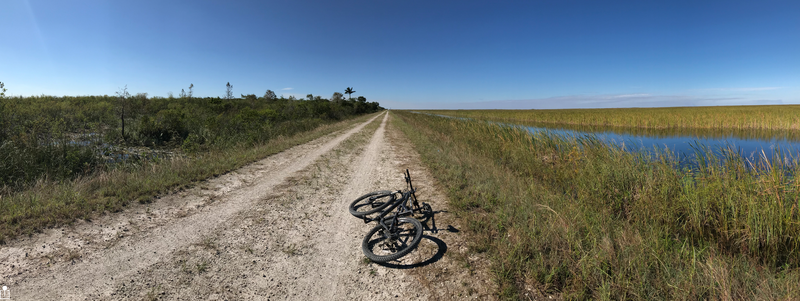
[264,90,277,101]
[180,83,195,99]
[242,94,257,104]
[225,82,233,100]
[357,96,366,103]
[0,89,383,192]
[0,82,7,139]
[344,87,355,100]
[116,85,131,141]
[331,92,345,103]
[0,81,6,118]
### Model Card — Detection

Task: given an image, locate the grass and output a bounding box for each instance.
[391,110,800,300]
[282,244,302,256]
[196,237,218,251]
[424,105,800,131]
[0,112,381,243]
[196,261,209,273]
[144,284,162,301]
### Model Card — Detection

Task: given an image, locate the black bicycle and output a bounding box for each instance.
[349,169,433,262]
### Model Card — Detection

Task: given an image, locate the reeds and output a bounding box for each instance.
[424,105,800,131]
[392,111,800,299]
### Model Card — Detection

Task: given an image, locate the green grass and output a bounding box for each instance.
[0,112,381,243]
[391,110,800,300]
[424,105,800,131]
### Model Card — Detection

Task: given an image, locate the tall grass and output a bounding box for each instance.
[392,111,800,299]
[424,105,800,131]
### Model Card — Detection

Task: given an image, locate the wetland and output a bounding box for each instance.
[395,109,800,299]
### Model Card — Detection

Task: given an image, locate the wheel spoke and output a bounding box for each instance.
[363,218,423,261]
[350,192,393,215]
[350,191,395,217]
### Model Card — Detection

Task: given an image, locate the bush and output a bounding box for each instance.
[181,133,205,154]
[137,109,188,146]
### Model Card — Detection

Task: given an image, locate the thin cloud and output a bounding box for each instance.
[281,87,293,91]
[602,94,651,99]
[606,94,651,99]
[703,87,782,92]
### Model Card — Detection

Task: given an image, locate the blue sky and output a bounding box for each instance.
[1,0,798,109]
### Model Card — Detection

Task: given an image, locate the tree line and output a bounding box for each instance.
[0,82,383,192]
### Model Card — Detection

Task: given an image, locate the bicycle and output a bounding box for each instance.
[349,169,433,263]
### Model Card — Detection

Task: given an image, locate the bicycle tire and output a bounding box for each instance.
[362,217,423,263]
[349,190,394,217]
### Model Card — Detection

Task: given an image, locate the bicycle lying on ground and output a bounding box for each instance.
[349,169,434,263]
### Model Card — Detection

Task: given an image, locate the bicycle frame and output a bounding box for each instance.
[361,169,424,235]
[355,169,437,262]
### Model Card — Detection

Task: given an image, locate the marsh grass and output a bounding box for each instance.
[392,111,800,299]
[425,105,800,132]
[0,113,379,243]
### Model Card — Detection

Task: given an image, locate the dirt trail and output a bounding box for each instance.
[0,111,492,300]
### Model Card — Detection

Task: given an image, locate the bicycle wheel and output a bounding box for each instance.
[349,190,394,217]
[362,217,423,263]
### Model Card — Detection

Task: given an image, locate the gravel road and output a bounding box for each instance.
[0,112,494,300]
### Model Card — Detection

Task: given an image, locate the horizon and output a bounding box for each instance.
[2,0,798,109]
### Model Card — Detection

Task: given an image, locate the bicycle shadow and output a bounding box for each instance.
[375,208,454,269]
[417,207,447,234]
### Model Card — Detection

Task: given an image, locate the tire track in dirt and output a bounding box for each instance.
[3,113,384,300]
[279,111,393,299]
[325,111,397,299]
[106,111,424,300]
[226,110,427,300]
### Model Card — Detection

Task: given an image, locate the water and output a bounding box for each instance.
[60,132,180,164]
[415,112,800,166]
[519,122,800,165]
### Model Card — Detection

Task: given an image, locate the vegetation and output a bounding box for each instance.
[345,87,355,100]
[504,118,800,142]
[424,105,800,131]
[392,111,800,299]
[0,82,382,241]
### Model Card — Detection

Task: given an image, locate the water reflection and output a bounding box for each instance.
[413,112,800,167]
[518,120,800,142]
[515,120,800,165]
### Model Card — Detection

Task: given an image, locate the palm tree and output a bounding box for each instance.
[344,87,355,100]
